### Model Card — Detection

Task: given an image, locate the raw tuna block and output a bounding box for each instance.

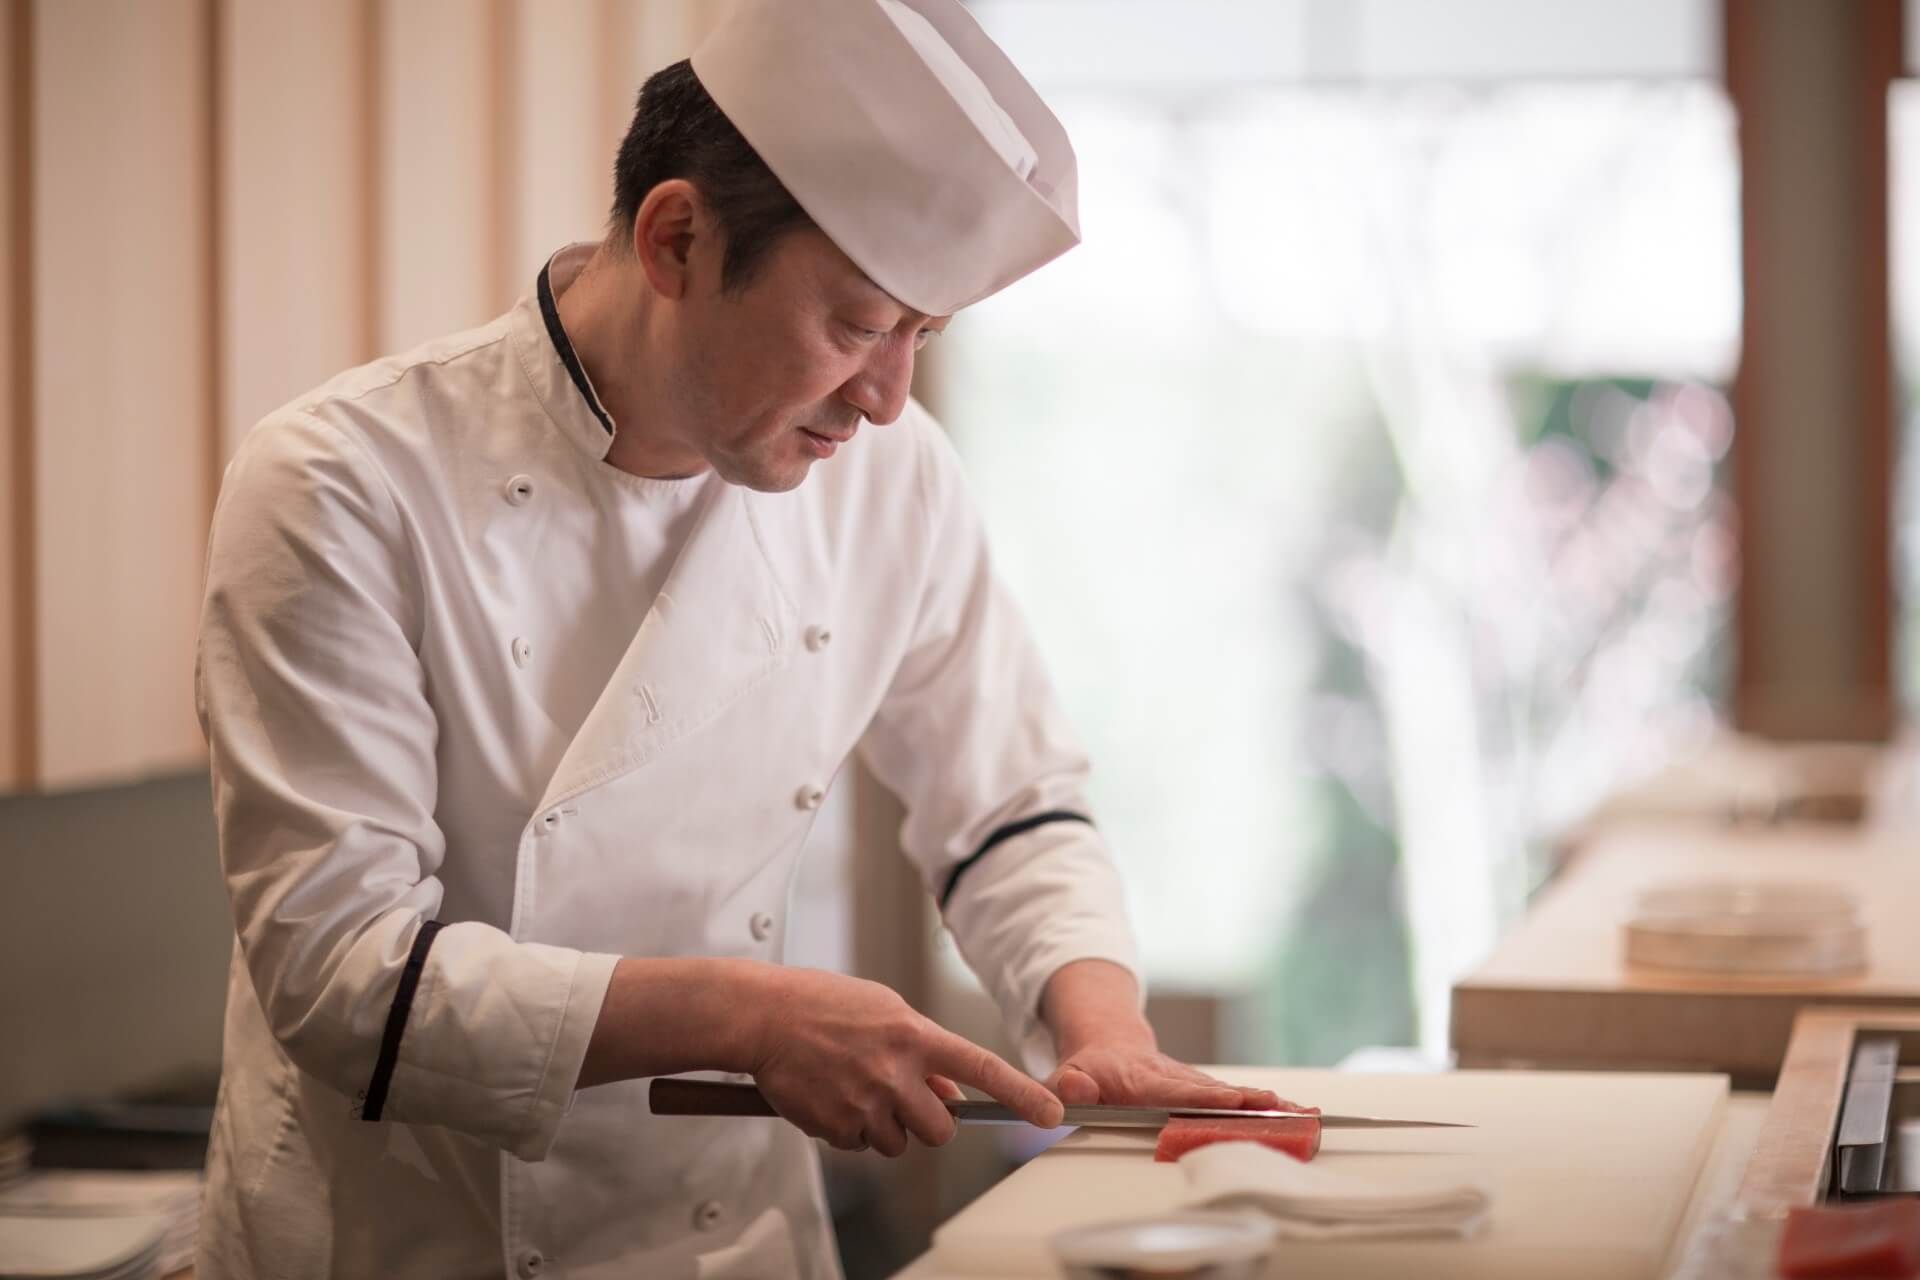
[1153,1107,1322,1164]
[1779,1201,1920,1278]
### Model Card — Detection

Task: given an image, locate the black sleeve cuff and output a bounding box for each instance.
[360,918,443,1122]
[937,811,1093,911]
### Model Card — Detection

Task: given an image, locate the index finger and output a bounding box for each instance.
[925,1029,1064,1129]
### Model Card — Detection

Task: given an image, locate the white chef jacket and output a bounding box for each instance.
[192,245,1141,1280]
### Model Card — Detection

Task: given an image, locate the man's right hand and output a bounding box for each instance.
[740,965,1064,1157]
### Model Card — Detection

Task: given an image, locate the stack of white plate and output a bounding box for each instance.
[0,1214,166,1280]
[1624,881,1867,976]
[0,1172,201,1280]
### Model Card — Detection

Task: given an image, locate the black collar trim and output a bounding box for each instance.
[537,261,615,437]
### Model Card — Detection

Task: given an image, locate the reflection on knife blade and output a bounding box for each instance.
[961,1101,1473,1129]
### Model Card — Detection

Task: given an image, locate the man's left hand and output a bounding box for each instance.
[1044,1043,1285,1112]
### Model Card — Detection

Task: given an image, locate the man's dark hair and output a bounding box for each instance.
[609,60,817,293]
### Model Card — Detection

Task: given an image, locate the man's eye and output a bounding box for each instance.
[913,328,940,349]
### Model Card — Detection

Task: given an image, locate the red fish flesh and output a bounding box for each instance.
[1779,1202,1920,1278]
[1153,1107,1322,1164]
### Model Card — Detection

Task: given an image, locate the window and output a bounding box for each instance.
[935,1,1738,1059]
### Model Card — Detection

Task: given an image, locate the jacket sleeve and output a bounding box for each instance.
[856,413,1144,1075]
[195,410,617,1161]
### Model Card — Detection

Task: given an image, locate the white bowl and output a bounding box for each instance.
[1050,1210,1278,1279]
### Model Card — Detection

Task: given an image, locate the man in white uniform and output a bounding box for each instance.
[194,0,1283,1275]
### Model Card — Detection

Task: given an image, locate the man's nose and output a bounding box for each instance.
[841,338,915,426]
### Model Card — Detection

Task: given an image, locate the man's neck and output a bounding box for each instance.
[550,245,710,480]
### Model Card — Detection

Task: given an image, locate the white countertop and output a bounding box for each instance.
[890,1070,1767,1280]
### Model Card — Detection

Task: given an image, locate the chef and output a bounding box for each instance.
[193,0,1282,1275]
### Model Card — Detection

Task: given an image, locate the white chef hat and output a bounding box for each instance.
[690,0,1081,317]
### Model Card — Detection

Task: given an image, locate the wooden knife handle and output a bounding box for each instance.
[648,1078,778,1117]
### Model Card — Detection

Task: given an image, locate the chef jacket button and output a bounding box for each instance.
[804,624,832,652]
[692,1200,724,1232]
[749,911,774,942]
[515,1248,545,1277]
[794,784,825,811]
[511,636,533,668]
[504,474,535,506]
[541,810,561,831]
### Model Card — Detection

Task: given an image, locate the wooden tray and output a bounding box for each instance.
[1451,823,1920,1087]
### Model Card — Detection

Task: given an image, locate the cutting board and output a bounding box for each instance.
[926,1068,1728,1280]
[1452,822,1920,1083]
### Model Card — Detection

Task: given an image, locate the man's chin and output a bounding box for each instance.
[750,467,810,494]
[712,452,813,494]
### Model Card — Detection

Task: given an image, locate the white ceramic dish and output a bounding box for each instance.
[1049,1209,1278,1279]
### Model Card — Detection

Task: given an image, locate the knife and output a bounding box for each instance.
[648,1079,1474,1129]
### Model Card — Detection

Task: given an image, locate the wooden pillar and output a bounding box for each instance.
[1725,0,1901,740]
[3,0,35,789]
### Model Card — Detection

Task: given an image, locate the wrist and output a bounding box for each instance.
[1056,1015,1156,1059]
[707,958,780,1074]
[1041,958,1155,1058]
[581,956,779,1087]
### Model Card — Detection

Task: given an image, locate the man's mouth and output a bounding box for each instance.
[800,425,857,458]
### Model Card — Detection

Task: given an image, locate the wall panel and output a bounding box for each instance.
[219,0,373,461]
[597,0,714,251]
[510,0,605,287]
[376,0,502,351]
[2,0,715,793]
[32,0,213,789]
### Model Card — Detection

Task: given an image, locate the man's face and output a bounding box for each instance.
[665,227,949,493]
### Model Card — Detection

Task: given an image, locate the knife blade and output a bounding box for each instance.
[648,1079,1474,1129]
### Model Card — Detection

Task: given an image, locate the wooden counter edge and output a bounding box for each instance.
[1450,984,1920,1088]
[1735,1006,1920,1214]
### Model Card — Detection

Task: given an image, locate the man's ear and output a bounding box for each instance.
[632,179,706,301]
